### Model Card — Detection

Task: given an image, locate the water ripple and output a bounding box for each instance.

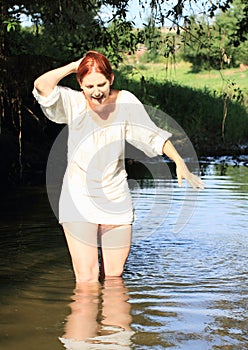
[1,165,248,349]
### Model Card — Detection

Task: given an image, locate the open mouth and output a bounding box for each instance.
[92,94,103,101]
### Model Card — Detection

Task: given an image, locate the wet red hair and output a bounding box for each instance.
[77,51,113,83]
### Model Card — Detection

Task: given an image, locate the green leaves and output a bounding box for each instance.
[3,19,19,32]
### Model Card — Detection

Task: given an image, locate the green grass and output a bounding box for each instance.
[114,60,248,156]
[122,60,248,106]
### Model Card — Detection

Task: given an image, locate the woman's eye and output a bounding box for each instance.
[84,82,106,89]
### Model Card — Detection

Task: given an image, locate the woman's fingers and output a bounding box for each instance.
[177,166,204,191]
[74,58,83,72]
[176,160,204,191]
[185,172,204,191]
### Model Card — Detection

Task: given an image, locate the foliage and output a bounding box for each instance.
[0,0,247,187]
[114,66,248,155]
[215,0,248,64]
[229,0,248,46]
[3,19,19,31]
[180,0,248,71]
[180,17,226,72]
[101,19,140,67]
[138,19,179,64]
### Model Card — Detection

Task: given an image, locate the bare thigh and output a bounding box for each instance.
[99,224,132,278]
[62,222,99,283]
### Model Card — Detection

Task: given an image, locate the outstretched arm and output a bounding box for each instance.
[34,59,82,97]
[162,140,204,191]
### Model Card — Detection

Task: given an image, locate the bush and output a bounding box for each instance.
[114,68,248,156]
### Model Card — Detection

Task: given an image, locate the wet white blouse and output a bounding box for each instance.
[33,86,172,224]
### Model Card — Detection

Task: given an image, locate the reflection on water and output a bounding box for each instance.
[60,278,133,349]
[0,162,248,349]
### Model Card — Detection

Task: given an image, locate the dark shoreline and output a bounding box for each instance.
[1,148,247,194]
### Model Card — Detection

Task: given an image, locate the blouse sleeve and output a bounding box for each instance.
[32,85,84,124]
[123,91,172,157]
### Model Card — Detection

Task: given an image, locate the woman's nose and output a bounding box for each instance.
[93,87,100,96]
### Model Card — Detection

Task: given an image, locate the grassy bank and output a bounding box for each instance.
[113,60,248,157]
[1,60,247,190]
[131,61,248,97]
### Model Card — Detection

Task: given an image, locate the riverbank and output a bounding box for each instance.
[1,62,248,191]
[1,132,247,193]
[113,65,248,157]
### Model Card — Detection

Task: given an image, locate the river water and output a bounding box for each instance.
[0,159,248,350]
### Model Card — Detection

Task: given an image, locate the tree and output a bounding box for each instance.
[180,0,248,71]
[180,17,227,72]
[215,0,248,65]
[0,0,244,186]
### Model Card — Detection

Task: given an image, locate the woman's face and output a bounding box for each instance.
[80,70,113,106]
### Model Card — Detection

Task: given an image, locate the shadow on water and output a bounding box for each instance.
[0,160,248,349]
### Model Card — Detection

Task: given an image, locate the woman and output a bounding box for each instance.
[33,51,204,284]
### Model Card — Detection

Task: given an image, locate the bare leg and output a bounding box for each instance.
[61,278,133,346]
[62,222,99,283]
[102,277,132,331]
[100,224,132,278]
[62,282,100,341]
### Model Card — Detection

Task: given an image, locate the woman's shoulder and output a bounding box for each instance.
[119,90,141,104]
[109,89,140,103]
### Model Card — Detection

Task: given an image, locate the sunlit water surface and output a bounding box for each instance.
[0,162,248,350]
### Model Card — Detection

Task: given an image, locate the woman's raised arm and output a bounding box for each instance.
[34,59,82,97]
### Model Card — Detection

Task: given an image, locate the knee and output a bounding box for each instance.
[76,272,99,283]
[74,264,100,283]
[76,275,99,283]
[104,267,124,278]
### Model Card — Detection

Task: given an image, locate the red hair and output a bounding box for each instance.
[77,51,113,83]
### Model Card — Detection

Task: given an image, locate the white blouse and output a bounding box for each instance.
[33,86,172,224]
